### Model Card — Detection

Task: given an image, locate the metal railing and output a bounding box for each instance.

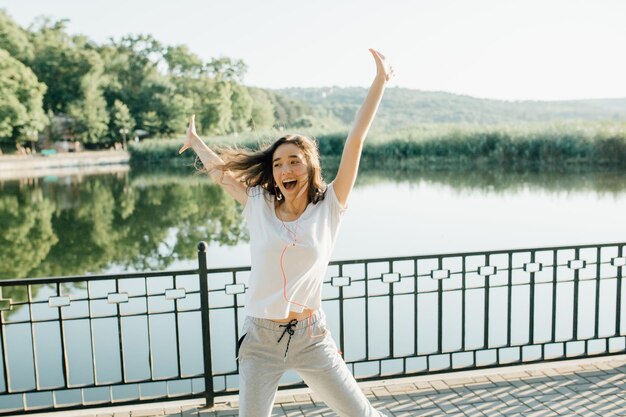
[0,241,624,414]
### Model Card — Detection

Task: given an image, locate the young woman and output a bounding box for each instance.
[179,49,393,417]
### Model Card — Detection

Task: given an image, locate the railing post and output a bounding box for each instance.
[197,241,214,408]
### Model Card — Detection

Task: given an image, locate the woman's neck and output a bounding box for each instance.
[277,196,308,219]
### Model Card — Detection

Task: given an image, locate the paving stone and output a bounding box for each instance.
[546,401,574,414]
[131,410,166,417]
[481,385,511,397]
[445,377,477,386]
[408,407,441,416]
[297,410,326,416]
[385,393,413,408]
[391,412,421,417]
[499,404,533,414]
[309,392,325,404]
[280,408,303,417]
[542,368,563,377]
[436,402,462,414]
[456,403,489,416]
[291,394,311,404]
[487,374,508,383]
[386,401,416,413]
[412,381,434,390]
[280,403,301,411]
[429,391,459,403]
[430,380,450,390]
[502,371,530,380]
[384,383,416,393]
[490,392,520,406]
[274,395,296,404]
[196,410,218,416]
[525,410,554,417]
[371,387,391,399]
[596,362,621,370]
[405,394,436,408]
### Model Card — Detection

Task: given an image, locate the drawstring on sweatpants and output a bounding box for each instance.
[277,319,298,361]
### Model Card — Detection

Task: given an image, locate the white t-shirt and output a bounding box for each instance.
[242,182,347,319]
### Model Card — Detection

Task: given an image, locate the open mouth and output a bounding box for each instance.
[283,179,297,190]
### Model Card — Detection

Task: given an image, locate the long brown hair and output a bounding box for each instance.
[217,135,326,205]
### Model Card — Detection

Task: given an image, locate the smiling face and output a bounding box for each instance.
[272,143,310,202]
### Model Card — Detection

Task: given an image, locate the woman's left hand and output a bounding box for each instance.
[369,48,394,82]
[179,114,199,154]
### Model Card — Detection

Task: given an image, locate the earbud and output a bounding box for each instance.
[274,184,283,200]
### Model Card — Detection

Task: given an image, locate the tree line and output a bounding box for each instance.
[0,10,325,151]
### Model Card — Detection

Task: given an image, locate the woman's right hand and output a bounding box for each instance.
[369,48,394,83]
[179,114,199,154]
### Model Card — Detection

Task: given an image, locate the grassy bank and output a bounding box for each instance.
[128,121,626,168]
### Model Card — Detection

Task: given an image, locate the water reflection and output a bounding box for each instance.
[1,165,626,280]
[357,165,626,196]
[0,167,247,280]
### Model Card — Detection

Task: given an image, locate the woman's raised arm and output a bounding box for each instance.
[333,49,394,207]
[179,115,248,205]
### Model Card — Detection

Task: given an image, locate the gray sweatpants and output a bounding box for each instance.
[236,309,389,417]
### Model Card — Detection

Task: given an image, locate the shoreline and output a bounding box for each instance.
[0,150,129,167]
[0,150,130,179]
[0,163,130,181]
[0,150,130,181]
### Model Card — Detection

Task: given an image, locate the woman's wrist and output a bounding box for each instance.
[370,73,388,92]
[373,72,388,86]
[190,134,206,150]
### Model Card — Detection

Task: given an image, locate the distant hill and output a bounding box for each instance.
[275,87,626,131]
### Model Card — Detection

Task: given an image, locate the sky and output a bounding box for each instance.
[2,0,626,101]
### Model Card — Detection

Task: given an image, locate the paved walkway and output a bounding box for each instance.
[33,354,626,417]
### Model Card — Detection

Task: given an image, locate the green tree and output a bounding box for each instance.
[199,80,232,135]
[99,35,164,124]
[161,93,193,134]
[267,91,312,128]
[111,99,136,138]
[100,37,192,137]
[140,110,161,134]
[0,10,34,62]
[0,49,47,143]
[248,87,275,130]
[205,57,247,82]
[28,18,89,112]
[135,75,191,136]
[164,44,204,77]
[171,76,216,135]
[66,70,110,143]
[229,83,252,132]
